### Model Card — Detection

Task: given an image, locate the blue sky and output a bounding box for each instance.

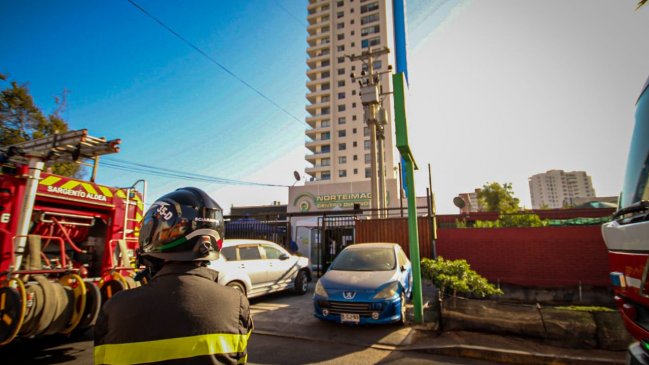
[1,1,648,213]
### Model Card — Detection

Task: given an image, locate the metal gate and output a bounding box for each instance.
[224,217,289,247]
[315,215,356,277]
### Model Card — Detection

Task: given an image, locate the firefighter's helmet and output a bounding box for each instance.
[138,187,224,261]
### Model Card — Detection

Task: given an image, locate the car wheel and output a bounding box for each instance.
[294,270,308,295]
[227,282,246,297]
[399,292,407,325]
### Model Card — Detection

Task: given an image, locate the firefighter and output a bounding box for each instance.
[94,187,253,365]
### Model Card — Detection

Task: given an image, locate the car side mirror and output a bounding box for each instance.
[279,253,290,260]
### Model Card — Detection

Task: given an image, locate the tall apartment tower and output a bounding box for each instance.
[305,0,395,185]
[528,170,597,209]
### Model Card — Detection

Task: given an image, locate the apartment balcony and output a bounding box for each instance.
[305,124,330,138]
[305,165,331,175]
[306,89,330,104]
[305,101,330,114]
[306,65,331,80]
[307,18,330,33]
[307,0,328,11]
[307,30,330,45]
[305,113,330,128]
[306,75,330,90]
[306,3,331,22]
[307,42,330,57]
[305,151,331,163]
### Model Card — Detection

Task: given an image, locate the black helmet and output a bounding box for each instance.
[138,187,224,261]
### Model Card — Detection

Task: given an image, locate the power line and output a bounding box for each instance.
[126,0,306,127]
[102,157,289,188]
[272,0,307,27]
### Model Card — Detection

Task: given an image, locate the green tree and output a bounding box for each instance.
[477,182,520,213]
[0,74,82,177]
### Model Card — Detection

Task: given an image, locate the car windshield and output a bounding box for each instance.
[620,76,649,209]
[330,247,395,271]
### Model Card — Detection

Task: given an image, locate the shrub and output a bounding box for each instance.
[421,256,503,300]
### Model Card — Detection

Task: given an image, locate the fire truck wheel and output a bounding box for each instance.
[0,279,26,346]
[19,281,45,337]
[59,274,87,335]
[45,282,73,336]
[33,275,57,336]
[75,281,101,332]
[99,279,126,307]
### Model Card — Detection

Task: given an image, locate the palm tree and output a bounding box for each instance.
[639,0,647,10]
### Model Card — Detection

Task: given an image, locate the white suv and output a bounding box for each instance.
[208,239,312,298]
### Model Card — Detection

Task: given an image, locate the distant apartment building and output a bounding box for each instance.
[289,0,398,214]
[528,170,596,209]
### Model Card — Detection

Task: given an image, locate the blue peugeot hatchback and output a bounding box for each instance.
[313,242,413,325]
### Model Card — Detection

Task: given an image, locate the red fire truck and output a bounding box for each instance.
[0,130,145,346]
[602,76,649,364]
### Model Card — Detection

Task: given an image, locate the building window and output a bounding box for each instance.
[352,90,356,96]
[361,37,380,49]
[352,115,357,121]
[352,102,356,108]
[353,168,358,174]
[337,11,344,18]
[338,143,346,151]
[364,127,369,136]
[338,104,346,112]
[365,168,371,178]
[364,140,370,150]
[338,130,346,137]
[337,80,345,87]
[321,71,330,78]
[321,172,331,180]
[353,155,358,161]
[337,68,345,75]
[337,56,345,63]
[321,120,330,127]
[338,92,345,99]
[337,34,344,41]
[352,141,357,147]
[338,117,346,124]
[337,0,344,7]
[321,158,330,166]
[321,145,330,153]
[337,45,345,52]
[321,132,330,140]
[352,128,357,134]
[351,42,355,47]
[321,107,330,115]
[365,153,370,163]
[361,13,379,25]
[339,170,347,177]
[361,24,380,36]
[360,1,379,13]
[339,156,346,164]
[337,22,344,29]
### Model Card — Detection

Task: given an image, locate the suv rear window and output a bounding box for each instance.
[239,246,262,260]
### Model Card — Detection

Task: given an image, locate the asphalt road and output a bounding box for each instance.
[0,281,496,365]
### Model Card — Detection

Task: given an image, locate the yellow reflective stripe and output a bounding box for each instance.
[40,176,61,186]
[99,186,114,198]
[61,180,80,190]
[80,182,99,195]
[94,331,251,365]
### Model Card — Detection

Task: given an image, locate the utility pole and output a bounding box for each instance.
[348,47,390,218]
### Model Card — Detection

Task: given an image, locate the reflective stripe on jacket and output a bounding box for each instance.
[94,262,253,365]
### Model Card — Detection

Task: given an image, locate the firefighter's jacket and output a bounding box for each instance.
[94,262,253,365]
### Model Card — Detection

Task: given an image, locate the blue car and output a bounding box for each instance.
[313,242,413,325]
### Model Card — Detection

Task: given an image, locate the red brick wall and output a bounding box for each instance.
[356,218,610,288]
[437,226,610,287]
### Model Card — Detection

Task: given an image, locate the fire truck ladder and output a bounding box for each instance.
[1,129,123,272]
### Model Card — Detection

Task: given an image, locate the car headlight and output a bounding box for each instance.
[373,282,399,299]
[314,280,328,298]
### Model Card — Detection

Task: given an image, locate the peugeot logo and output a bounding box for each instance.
[343,291,356,300]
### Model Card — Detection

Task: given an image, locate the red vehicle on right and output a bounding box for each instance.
[602,75,649,365]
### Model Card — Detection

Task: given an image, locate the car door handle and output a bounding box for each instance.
[238,264,245,269]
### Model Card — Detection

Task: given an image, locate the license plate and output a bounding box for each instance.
[341,313,360,323]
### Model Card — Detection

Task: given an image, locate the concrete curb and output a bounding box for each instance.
[402,344,625,365]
